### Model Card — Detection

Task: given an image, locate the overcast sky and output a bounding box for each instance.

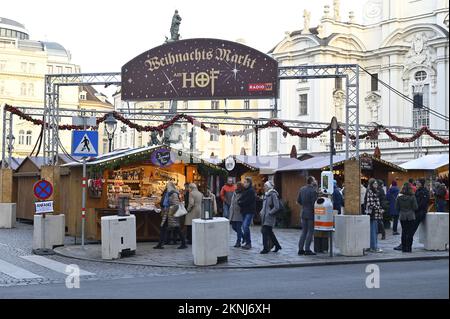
[3,0,365,72]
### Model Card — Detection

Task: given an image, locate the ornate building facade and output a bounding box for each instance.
[259,0,449,163]
[0,17,113,158]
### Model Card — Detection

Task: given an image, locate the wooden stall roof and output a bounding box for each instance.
[399,154,449,171]
[276,153,407,173]
[62,144,225,171]
[0,157,24,171]
[221,155,301,175]
[14,155,82,172]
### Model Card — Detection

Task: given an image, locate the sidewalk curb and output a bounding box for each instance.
[54,246,449,270]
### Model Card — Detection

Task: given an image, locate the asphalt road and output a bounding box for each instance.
[0,259,448,299]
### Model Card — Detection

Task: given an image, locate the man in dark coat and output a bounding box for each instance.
[413,178,430,232]
[238,176,257,249]
[377,179,389,240]
[297,176,318,255]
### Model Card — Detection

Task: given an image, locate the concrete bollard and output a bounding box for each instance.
[33,214,65,250]
[335,214,370,256]
[419,213,449,251]
[0,203,16,228]
[192,217,229,266]
[101,215,136,260]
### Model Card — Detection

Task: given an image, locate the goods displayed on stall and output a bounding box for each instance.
[105,166,185,212]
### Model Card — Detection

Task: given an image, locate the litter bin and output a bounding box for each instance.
[314,197,334,253]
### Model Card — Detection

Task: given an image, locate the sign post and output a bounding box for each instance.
[33,179,54,255]
[72,120,99,249]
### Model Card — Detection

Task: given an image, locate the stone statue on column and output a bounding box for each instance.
[302,9,311,34]
[167,10,182,42]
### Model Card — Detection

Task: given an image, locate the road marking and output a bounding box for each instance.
[0,259,43,279]
[20,255,95,276]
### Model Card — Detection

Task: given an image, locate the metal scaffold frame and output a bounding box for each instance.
[44,72,121,165]
[1,64,443,166]
[278,64,360,159]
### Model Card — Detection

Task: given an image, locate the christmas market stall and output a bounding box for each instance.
[62,145,225,241]
[221,155,300,224]
[275,153,406,227]
[12,155,76,221]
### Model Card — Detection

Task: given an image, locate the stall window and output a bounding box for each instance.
[299,94,308,116]
[269,131,278,152]
[25,130,32,145]
[210,124,219,142]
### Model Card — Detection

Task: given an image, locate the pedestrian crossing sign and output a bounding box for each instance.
[72,130,98,157]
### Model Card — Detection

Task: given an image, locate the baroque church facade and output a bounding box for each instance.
[259,0,449,163]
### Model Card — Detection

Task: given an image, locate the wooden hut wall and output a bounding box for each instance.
[15,159,40,220]
[279,170,320,228]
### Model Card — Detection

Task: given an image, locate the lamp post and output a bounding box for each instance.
[6,134,15,168]
[329,117,338,172]
[104,113,117,152]
[329,116,339,258]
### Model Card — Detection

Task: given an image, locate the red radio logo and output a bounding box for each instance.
[248,83,273,92]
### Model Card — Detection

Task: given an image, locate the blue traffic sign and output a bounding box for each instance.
[33,180,53,200]
[72,130,99,157]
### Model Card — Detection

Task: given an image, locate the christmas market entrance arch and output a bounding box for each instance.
[1,38,449,168]
[39,37,363,166]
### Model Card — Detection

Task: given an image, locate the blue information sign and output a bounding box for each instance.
[71,131,99,157]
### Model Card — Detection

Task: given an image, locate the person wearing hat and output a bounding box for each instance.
[259,181,282,254]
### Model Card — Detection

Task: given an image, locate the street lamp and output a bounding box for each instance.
[329,116,338,171]
[6,134,15,168]
[104,113,117,152]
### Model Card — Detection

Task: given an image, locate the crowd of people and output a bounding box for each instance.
[153,174,449,255]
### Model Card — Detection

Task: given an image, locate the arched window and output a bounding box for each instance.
[25,130,32,145]
[18,130,25,145]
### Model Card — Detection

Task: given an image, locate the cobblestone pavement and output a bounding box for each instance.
[0,222,220,289]
[55,223,449,268]
[0,222,447,290]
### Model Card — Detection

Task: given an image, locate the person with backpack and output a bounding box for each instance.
[297,176,318,256]
[259,181,282,254]
[154,182,187,250]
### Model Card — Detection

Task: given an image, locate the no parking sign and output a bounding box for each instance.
[33,180,53,201]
